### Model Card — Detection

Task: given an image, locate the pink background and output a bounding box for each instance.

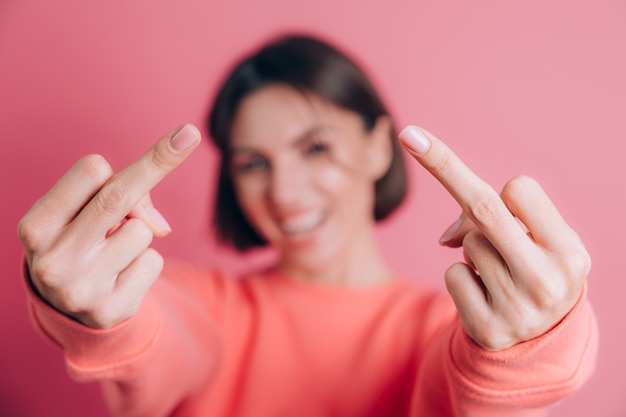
[1,1,625,415]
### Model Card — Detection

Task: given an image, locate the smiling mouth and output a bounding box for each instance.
[280,211,327,239]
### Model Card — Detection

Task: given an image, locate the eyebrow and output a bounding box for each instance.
[229,125,329,155]
[292,126,329,146]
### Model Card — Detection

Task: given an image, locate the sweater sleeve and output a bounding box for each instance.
[411,284,598,417]
[24,261,223,417]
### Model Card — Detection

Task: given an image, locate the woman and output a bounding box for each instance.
[18,34,597,416]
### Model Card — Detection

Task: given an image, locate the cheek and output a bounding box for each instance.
[325,147,377,194]
[318,167,375,211]
[233,180,266,222]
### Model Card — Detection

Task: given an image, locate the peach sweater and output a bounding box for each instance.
[26,262,598,417]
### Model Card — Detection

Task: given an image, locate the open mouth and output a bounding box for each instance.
[280,211,327,240]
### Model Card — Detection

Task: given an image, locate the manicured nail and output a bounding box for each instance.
[439,217,463,244]
[146,207,172,233]
[399,126,431,155]
[170,124,200,152]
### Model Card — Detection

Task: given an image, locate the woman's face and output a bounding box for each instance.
[229,84,391,273]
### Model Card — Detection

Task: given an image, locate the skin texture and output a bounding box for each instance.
[18,124,201,329]
[228,85,393,286]
[17,104,590,352]
[398,126,590,351]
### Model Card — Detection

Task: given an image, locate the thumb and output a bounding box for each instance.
[438,213,476,247]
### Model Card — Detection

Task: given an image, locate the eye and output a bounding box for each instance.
[232,155,268,174]
[305,140,329,156]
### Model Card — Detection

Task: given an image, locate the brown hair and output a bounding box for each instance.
[208,34,407,250]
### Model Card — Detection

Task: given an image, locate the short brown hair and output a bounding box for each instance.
[208,34,407,250]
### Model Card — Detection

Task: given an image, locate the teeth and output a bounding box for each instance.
[281,212,325,235]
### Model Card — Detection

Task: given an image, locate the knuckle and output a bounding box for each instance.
[444,262,469,283]
[145,248,165,271]
[123,218,154,246]
[501,175,538,202]
[523,267,576,316]
[93,181,130,218]
[30,254,64,289]
[444,262,483,300]
[61,284,131,329]
[428,151,453,177]
[18,204,58,252]
[149,144,176,171]
[561,244,592,279]
[576,249,592,277]
[461,229,484,249]
[66,290,124,329]
[532,279,564,311]
[58,284,91,313]
[443,265,461,290]
[467,190,504,227]
[78,154,113,183]
[140,248,165,279]
[89,286,148,329]
[17,215,43,250]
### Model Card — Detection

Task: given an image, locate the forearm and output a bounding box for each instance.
[411,286,598,416]
[26,270,221,417]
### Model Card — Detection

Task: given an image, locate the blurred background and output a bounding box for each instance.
[1,0,624,415]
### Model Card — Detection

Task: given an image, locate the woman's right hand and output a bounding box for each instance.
[17,124,201,329]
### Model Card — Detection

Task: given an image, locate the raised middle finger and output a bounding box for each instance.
[398,126,533,263]
[69,124,201,243]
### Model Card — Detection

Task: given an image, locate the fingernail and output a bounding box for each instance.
[170,124,200,152]
[399,126,431,155]
[439,217,463,244]
[146,207,172,233]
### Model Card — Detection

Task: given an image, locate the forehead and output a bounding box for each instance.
[229,84,362,149]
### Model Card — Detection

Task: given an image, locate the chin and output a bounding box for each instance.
[282,242,341,273]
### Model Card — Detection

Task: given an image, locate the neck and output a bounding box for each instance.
[277,228,393,287]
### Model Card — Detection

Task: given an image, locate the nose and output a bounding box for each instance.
[268,159,307,209]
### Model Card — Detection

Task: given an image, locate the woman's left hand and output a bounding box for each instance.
[398,126,591,351]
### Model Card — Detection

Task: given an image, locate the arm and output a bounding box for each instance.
[26,265,222,417]
[398,126,598,415]
[18,125,219,416]
[411,287,597,417]
[25,261,222,417]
